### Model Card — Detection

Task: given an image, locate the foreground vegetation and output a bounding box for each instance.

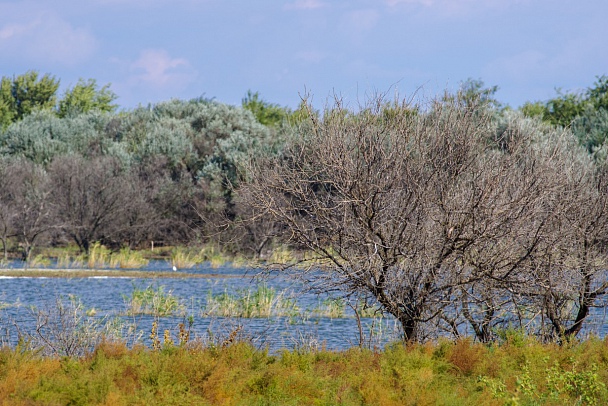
[1,336,608,405]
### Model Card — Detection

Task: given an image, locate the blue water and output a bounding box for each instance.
[0,263,398,352]
[4,261,605,351]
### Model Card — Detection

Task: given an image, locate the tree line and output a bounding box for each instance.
[2,71,608,343]
[0,71,304,260]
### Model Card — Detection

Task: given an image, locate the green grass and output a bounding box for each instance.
[122,284,186,317]
[170,246,201,269]
[204,284,299,318]
[109,247,149,269]
[2,336,608,405]
[199,244,229,268]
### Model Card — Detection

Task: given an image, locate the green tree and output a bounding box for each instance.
[0,71,59,129]
[242,90,291,127]
[520,76,608,128]
[543,90,589,127]
[588,75,608,111]
[0,77,14,129]
[57,79,118,118]
[520,101,546,120]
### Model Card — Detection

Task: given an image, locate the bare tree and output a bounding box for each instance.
[0,158,53,261]
[443,113,592,342]
[243,95,593,342]
[48,155,151,252]
[0,159,15,260]
[526,163,608,341]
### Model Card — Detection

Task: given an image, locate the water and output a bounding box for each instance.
[0,262,397,352]
[7,261,604,351]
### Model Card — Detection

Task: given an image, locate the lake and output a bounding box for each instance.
[0,261,400,352]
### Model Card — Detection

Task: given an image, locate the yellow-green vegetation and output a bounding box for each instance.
[55,243,150,269]
[2,336,608,405]
[204,287,383,321]
[170,246,201,269]
[199,244,229,268]
[87,242,113,268]
[268,244,297,265]
[27,254,52,267]
[313,297,346,318]
[109,247,149,269]
[204,284,299,318]
[122,285,186,317]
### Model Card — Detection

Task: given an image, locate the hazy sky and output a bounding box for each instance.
[1,0,606,110]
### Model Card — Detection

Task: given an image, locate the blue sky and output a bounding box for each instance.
[1,0,607,110]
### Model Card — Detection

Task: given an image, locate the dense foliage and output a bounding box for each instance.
[520,75,608,161]
[1,337,608,405]
[0,83,291,260]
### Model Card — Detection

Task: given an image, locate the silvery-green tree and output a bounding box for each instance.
[0,110,124,165]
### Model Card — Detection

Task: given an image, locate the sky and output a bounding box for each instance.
[1,0,607,111]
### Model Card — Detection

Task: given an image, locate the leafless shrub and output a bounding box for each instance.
[47,155,157,252]
[242,94,605,343]
[0,158,53,261]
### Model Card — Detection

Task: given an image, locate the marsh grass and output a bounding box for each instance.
[199,244,228,268]
[87,242,112,268]
[27,253,51,267]
[268,244,296,265]
[204,284,299,318]
[54,244,150,269]
[170,247,201,269]
[57,251,76,268]
[204,288,387,324]
[122,285,186,317]
[109,247,149,269]
[313,297,346,318]
[230,254,256,268]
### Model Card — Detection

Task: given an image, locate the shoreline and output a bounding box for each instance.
[0,268,246,278]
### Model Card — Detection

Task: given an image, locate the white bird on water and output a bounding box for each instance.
[172,265,177,272]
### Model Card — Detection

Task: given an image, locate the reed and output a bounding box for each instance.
[28,254,51,267]
[122,284,185,317]
[312,297,346,318]
[110,247,149,269]
[170,247,200,269]
[56,251,74,268]
[87,242,112,268]
[268,244,296,264]
[199,244,228,268]
[204,284,299,318]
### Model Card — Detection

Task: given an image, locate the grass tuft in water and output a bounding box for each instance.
[122,285,185,317]
[109,247,149,269]
[204,284,299,318]
[87,242,112,268]
[170,247,200,269]
[313,298,346,318]
[28,254,51,268]
[199,244,228,268]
